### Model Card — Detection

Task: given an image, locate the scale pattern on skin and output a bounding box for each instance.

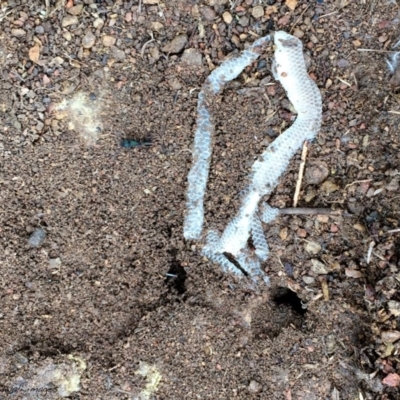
[184,31,322,282]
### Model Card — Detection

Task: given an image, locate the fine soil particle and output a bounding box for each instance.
[1,1,400,399]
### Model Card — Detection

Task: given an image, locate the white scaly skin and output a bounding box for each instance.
[184,35,272,241]
[185,31,322,281]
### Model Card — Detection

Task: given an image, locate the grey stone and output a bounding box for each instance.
[162,34,187,54]
[28,228,46,247]
[181,48,203,66]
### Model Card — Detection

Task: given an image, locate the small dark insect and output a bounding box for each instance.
[120,139,152,148]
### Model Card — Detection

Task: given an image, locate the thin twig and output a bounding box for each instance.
[388,110,400,115]
[366,241,375,264]
[319,10,339,19]
[357,48,397,54]
[279,208,342,216]
[290,5,310,34]
[140,32,155,59]
[345,179,373,188]
[387,228,400,234]
[293,141,308,207]
[337,77,351,87]
[10,70,25,82]
[45,0,50,17]
[352,72,358,89]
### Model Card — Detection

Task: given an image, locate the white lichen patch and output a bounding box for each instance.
[11,354,86,398]
[55,92,103,145]
[134,362,162,400]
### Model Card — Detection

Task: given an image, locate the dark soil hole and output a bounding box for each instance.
[272,287,306,316]
[165,263,187,295]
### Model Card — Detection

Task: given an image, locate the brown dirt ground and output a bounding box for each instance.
[1,0,400,399]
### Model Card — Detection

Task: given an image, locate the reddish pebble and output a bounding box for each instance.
[278,14,290,26]
[267,85,276,96]
[378,261,388,269]
[330,224,339,233]
[43,75,51,85]
[297,228,307,238]
[364,284,376,301]
[382,373,400,387]
[378,20,390,29]
[125,12,132,22]
[381,360,395,374]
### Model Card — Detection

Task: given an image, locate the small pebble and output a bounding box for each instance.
[381,331,400,344]
[310,259,328,275]
[67,4,84,15]
[345,269,363,278]
[93,18,104,29]
[82,31,96,48]
[238,16,249,27]
[337,58,350,68]
[325,79,332,89]
[303,276,315,284]
[111,46,126,61]
[49,258,61,269]
[378,35,388,43]
[305,162,329,185]
[222,11,233,24]
[102,35,116,47]
[231,35,240,47]
[305,241,321,255]
[14,353,29,365]
[125,12,132,22]
[35,25,45,34]
[62,15,78,27]
[248,380,262,393]
[321,180,339,194]
[151,21,164,32]
[297,228,307,238]
[317,215,329,223]
[161,34,187,54]
[12,28,26,37]
[283,262,294,277]
[330,224,339,233]
[201,6,216,21]
[181,48,203,66]
[169,78,182,90]
[293,28,304,39]
[257,59,267,70]
[278,14,290,26]
[28,228,46,247]
[252,6,264,19]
